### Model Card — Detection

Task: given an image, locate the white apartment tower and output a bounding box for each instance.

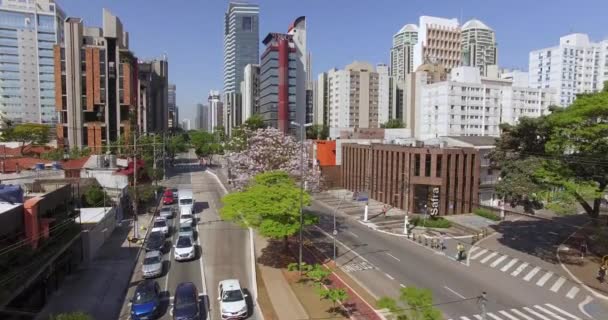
[461,19,497,76]
[240,63,259,122]
[376,64,390,124]
[208,90,223,133]
[322,61,380,129]
[413,16,461,71]
[529,33,608,106]
[390,24,418,80]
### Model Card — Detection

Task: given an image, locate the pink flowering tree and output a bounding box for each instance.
[226,127,322,191]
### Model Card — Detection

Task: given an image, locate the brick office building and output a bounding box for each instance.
[341,143,480,216]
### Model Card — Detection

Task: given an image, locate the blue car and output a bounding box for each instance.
[131,280,161,320]
[173,282,200,320]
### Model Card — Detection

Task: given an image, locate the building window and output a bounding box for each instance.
[436,155,442,178]
[242,16,253,31]
[425,154,431,177]
[414,154,421,176]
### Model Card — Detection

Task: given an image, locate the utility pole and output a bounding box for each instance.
[479,291,488,320]
[133,129,139,239]
[298,123,304,273]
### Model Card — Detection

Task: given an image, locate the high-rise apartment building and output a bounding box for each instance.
[240,63,259,121]
[168,83,177,128]
[208,90,223,133]
[390,24,418,80]
[0,0,65,124]
[259,16,307,134]
[196,103,208,131]
[181,119,190,131]
[318,61,379,129]
[529,33,608,106]
[411,66,555,139]
[413,16,461,71]
[315,72,328,126]
[461,19,497,77]
[55,9,138,151]
[138,56,168,133]
[376,64,390,124]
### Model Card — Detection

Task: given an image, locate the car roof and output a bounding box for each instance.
[179,223,192,228]
[154,217,167,222]
[149,231,164,238]
[175,282,197,295]
[219,279,241,290]
[145,250,161,259]
[136,279,157,292]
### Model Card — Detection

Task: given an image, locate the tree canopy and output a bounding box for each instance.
[190,130,222,164]
[2,123,50,154]
[226,127,322,191]
[306,124,329,140]
[381,119,405,129]
[491,85,608,218]
[377,286,442,320]
[220,171,316,247]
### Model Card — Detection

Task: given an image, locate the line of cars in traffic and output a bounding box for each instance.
[130,186,249,320]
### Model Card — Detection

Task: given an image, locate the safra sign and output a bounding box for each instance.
[430,187,440,216]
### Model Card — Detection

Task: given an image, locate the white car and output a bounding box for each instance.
[173,235,195,261]
[151,217,169,236]
[218,279,248,319]
[179,208,194,226]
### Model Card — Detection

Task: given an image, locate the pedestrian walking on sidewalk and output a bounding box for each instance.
[580,240,588,259]
[382,204,389,218]
[598,264,607,283]
[456,243,466,261]
[439,233,446,251]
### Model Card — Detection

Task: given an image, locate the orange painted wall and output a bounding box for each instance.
[24,197,42,249]
[316,140,336,166]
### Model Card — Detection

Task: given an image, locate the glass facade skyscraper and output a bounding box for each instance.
[0,0,64,124]
[223,2,259,94]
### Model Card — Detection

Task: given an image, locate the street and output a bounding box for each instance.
[307,200,607,320]
[119,151,258,320]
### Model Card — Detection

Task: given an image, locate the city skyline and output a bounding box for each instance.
[22,0,608,123]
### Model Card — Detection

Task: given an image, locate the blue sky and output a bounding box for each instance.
[57,0,608,121]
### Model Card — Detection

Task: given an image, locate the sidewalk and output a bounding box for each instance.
[36,212,154,320]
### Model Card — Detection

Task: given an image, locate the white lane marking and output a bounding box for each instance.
[550,277,567,292]
[470,248,488,260]
[577,296,594,319]
[523,307,551,320]
[468,246,480,254]
[473,315,483,320]
[490,255,508,268]
[511,262,529,276]
[566,286,580,299]
[536,271,554,286]
[486,312,503,320]
[534,305,568,320]
[500,258,519,272]
[312,225,376,267]
[523,266,541,281]
[510,308,535,320]
[399,283,406,288]
[481,252,499,264]
[444,286,466,299]
[346,230,359,238]
[498,310,519,320]
[386,252,401,262]
[384,273,395,280]
[459,317,472,320]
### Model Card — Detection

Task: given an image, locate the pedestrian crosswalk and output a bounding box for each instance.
[468,247,586,302]
[447,303,582,320]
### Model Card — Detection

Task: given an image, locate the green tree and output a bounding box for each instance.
[41,148,64,161]
[166,134,188,161]
[319,288,349,314]
[220,171,317,249]
[190,130,222,164]
[214,125,227,143]
[83,185,107,207]
[306,124,329,140]
[491,85,608,219]
[2,123,50,154]
[50,312,93,320]
[377,287,442,320]
[381,119,405,129]
[243,114,266,131]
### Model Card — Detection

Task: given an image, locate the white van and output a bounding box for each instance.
[178,188,194,215]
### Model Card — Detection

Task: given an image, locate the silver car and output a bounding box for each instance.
[159,206,174,219]
[178,223,195,239]
[142,250,163,278]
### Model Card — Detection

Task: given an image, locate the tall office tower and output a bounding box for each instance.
[461,19,497,76]
[376,64,390,124]
[196,103,209,131]
[138,56,169,133]
[240,63,259,121]
[55,9,138,152]
[208,90,223,133]
[223,2,259,136]
[0,0,65,124]
[390,24,418,80]
[259,16,307,135]
[167,83,177,128]
[315,72,328,126]
[529,33,608,106]
[305,51,313,124]
[320,61,380,129]
[413,16,461,71]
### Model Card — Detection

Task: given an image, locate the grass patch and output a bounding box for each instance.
[410,216,451,228]
[474,208,501,221]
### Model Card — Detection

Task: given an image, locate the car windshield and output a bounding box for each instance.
[144,255,161,265]
[181,214,192,220]
[222,289,244,302]
[180,226,192,233]
[176,237,192,248]
[153,220,166,228]
[175,291,197,312]
[180,199,193,205]
[133,287,156,304]
[149,232,163,243]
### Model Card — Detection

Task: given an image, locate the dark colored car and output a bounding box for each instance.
[145,231,166,252]
[173,282,200,320]
[130,279,161,320]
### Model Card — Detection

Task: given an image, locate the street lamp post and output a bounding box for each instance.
[291,121,312,272]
